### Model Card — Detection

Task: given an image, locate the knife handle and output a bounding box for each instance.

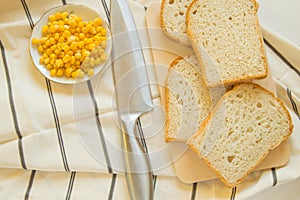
[121,119,154,200]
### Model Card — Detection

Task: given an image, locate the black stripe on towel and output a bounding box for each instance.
[271,167,278,186]
[264,38,300,77]
[191,182,197,200]
[153,175,157,190]
[108,174,117,200]
[287,88,300,120]
[20,0,34,28]
[100,0,110,23]
[87,81,112,173]
[230,187,237,200]
[0,39,27,169]
[24,170,36,200]
[46,81,70,172]
[65,172,76,200]
[21,0,70,172]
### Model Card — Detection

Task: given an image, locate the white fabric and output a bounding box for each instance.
[0,0,299,199]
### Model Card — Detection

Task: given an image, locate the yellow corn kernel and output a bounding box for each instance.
[95,57,101,65]
[56,68,64,77]
[101,41,106,48]
[54,12,62,20]
[48,15,55,22]
[63,54,71,63]
[38,45,44,53]
[42,25,48,34]
[75,60,81,65]
[44,57,50,65]
[96,26,102,33]
[101,29,106,36]
[87,69,94,77]
[100,53,107,62]
[39,37,48,44]
[61,12,68,19]
[68,19,77,28]
[74,52,81,60]
[50,53,56,59]
[39,57,44,64]
[55,59,64,68]
[78,69,85,78]
[54,33,60,41]
[71,69,80,78]
[54,48,61,55]
[89,57,95,67]
[70,56,75,64]
[58,25,65,32]
[62,45,70,52]
[70,42,77,51]
[50,58,56,65]
[78,41,84,49]
[94,18,102,26]
[65,67,73,77]
[97,48,105,56]
[82,50,91,58]
[46,64,53,70]
[66,51,73,56]
[58,36,65,43]
[31,38,40,45]
[50,44,57,51]
[65,62,71,68]
[42,54,48,60]
[79,33,85,40]
[78,21,85,28]
[81,27,88,33]
[62,30,71,38]
[50,68,57,77]
[45,48,52,55]
[88,43,96,51]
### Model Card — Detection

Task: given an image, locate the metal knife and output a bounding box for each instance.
[110,1,154,200]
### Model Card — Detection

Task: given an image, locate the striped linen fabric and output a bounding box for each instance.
[0,0,299,199]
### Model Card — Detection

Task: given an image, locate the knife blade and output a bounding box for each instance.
[110,1,154,200]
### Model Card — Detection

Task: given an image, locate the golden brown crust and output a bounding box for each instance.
[186,0,268,87]
[164,56,185,142]
[188,83,294,187]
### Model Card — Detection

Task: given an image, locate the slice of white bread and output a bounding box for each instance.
[165,55,213,142]
[188,83,293,187]
[186,0,268,87]
[160,0,193,45]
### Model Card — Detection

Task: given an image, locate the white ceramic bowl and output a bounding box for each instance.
[29,4,112,84]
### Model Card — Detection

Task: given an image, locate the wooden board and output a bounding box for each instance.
[145,2,291,183]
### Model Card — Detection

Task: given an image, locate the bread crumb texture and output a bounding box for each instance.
[161,0,193,44]
[187,0,267,86]
[165,55,212,141]
[189,83,293,187]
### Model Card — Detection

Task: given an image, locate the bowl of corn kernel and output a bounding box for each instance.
[29,4,111,84]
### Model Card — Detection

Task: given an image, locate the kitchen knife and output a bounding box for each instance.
[110,1,154,200]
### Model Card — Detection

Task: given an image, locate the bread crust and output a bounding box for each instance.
[186,0,268,87]
[188,83,294,187]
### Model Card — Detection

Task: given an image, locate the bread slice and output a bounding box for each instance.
[188,83,293,187]
[186,0,268,87]
[160,0,193,45]
[165,55,213,142]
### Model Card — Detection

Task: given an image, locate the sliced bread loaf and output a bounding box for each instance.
[186,0,268,87]
[165,55,212,142]
[188,83,293,187]
[160,0,193,45]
